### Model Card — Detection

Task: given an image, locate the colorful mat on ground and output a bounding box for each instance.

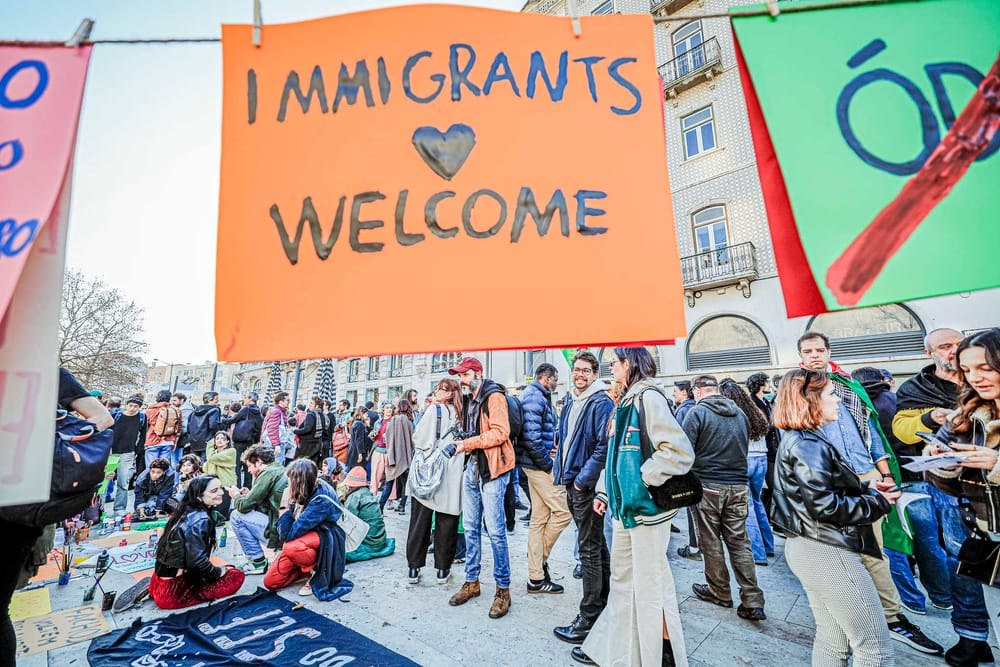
[87,588,420,666]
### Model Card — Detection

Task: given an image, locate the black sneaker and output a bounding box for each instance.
[407,567,420,585]
[435,569,450,585]
[737,604,767,621]
[691,583,732,608]
[944,636,993,666]
[527,579,564,594]
[113,576,150,613]
[573,563,583,579]
[888,614,944,655]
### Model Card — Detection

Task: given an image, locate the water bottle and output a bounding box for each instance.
[148,531,158,549]
[96,550,110,573]
[123,512,132,531]
[219,526,228,548]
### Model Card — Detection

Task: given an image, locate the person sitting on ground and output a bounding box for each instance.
[174,454,203,499]
[229,444,289,575]
[204,431,237,519]
[150,475,246,609]
[134,458,176,521]
[342,465,393,562]
[320,457,346,499]
[263,460,354,600]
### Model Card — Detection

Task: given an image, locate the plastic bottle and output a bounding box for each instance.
[123,512,132,531]
[219,526,228,548]
[148,531,158,549]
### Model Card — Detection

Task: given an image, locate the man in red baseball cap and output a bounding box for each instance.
[446,356,515,619]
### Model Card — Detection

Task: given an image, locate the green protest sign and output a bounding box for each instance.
[734,0,1000,311]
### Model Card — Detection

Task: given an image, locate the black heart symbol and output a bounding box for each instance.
[411,124,477,181]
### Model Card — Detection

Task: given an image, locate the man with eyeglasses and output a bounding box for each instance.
[892,328,991,665]
[552,352,615,645]
[798,331,944,656]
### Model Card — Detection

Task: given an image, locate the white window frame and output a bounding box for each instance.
[681,106,718,159]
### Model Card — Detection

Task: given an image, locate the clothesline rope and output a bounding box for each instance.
[0,0,927,46]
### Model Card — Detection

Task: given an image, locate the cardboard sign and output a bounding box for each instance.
[0,46,90,506]
[15,604,109,657]
[733,0,1000,315]
[217,7,684,361]
[9,587,52,622]
[108,541,158,574]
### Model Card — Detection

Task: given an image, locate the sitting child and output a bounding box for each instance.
[342,466,394,562]
[170,454,203,508]
[320,457,347,500]
[134,458,176,521]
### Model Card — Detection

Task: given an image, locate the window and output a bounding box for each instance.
[598,346,662,378]
[365,387,380,406]
[388,385,403,403]
[682,106,717,159]
[692,204,730,269]
[431,352,463,373]
[251,379,262,393]
[672,20,705,76]
[345,390,357,407]
[592,1,614,14]
[389,355,404,377]
[524,350,545,378]
[368,356,381,380]
[807,304,925,360]
[686,315,771,370]
[348,358,362,382]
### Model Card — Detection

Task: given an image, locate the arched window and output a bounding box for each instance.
[431,352,463,373]
[251,379,262,393]
[599,346,662,378]
[686,315,771,370]
[807,304,925,360]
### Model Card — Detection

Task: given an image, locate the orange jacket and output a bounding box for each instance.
[145,401,179,448]
[463,391,515,480]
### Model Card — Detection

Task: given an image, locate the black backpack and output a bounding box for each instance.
[0,410,113,526]
[233,407,262,443]
[187,407,219,446]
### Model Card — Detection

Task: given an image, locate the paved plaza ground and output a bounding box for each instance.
[23,507,978,666]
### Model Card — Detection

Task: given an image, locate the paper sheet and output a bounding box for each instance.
[9,588,51,622]
[901,455,967,473]
[896,492,931,538]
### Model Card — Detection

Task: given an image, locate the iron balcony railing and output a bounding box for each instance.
[680,241,758,289]
[390,367,404,377]
[649,0,697,14]
[348,369,362,382]
[658,37,722,88]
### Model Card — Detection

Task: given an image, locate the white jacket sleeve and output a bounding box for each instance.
[639,391,695,487]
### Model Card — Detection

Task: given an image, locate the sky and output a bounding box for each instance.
[1,0,526,366]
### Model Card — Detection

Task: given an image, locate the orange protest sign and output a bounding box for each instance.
[216,6,684,361]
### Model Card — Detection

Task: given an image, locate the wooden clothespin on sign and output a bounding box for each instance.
[566,0,582,37]
[253,0,263,47]
[65,18,94,47]
[766,0,780,18]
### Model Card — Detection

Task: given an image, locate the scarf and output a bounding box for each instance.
[802,361,872,446]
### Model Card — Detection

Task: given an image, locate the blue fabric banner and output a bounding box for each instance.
[87,588,419,666]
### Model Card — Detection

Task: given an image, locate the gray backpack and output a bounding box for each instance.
[409,406,449,501]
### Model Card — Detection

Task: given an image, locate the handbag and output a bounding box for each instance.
[337,505,370,551]
[636,388,703,512]
[958,527,1000,588]
[409,406,449,500]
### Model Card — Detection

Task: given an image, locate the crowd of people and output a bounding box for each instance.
[7,326,1000,667]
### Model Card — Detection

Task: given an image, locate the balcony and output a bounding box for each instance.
[658,37,723,99]
[680,241,758,306]
[348,369,362,382]
[390,367,404,377]
[367,370,381,381]
[650,0,698,16]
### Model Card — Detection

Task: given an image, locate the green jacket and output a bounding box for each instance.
[232,462,288,549]
[345,487,387,552]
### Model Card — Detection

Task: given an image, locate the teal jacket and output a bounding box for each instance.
[597,380,694,528]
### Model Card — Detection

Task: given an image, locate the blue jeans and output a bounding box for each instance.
[145,444,174,469]
[230,508,269,561]
[745,455,775,562]
[928,484,989,641]
[462,459,510,588]
[886,481,952,611]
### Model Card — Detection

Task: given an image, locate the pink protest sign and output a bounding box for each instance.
[0,46,91,319]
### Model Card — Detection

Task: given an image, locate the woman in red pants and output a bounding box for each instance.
[151,475,245,609]
[264,459,353,600]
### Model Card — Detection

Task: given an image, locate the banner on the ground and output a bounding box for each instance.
[734,0,1000,316]
[88,589,420,666]
[0,46,90,506]
[216,7,684,360]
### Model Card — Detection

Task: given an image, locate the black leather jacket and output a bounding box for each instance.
[155,510,223,582]
[770,429,890,559]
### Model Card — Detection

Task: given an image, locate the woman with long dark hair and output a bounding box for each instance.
[719,378,775,566]
[150,475,245,609]
[263,459,353,600]
[575,347,694,667]
[405,378,465,585]
[382,399,415,515]
[771,369,900,666]
[347,407,373,475]
[927,328,1000,663]
[746,372,780,512]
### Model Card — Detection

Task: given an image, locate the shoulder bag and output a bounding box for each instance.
[636,387,702,512]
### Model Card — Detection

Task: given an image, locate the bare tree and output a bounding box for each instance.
[59,269,148,397]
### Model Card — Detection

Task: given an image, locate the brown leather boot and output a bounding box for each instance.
[489,586,511,618]
[449,580,480,606]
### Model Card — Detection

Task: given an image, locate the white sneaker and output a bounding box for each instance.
[298,578,313,596]
[240,559,268,575]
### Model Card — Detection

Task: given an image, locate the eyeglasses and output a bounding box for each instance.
[800,369,822,395]
[572,368,594,376]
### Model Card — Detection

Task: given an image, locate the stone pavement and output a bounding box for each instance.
[22,506,983,666]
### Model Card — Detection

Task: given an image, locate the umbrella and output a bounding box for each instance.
[265,361,283,405]
[313,358,337,406]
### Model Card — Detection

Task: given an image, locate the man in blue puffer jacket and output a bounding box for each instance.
[552,352,615,645]
[519,363,572,595]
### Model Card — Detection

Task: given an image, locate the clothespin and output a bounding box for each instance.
[566,0,582,37]
[252,0,263,47]
[766,0,780,18]
[65,18,94,48]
